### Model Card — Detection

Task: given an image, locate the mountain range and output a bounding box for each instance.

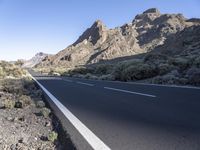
[29,8,200,69]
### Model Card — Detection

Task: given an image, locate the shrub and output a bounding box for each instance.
[99,74,115,80]
[0,61,26,78]
[157,63,174,75]
[14,60,24,67]
[4,99,15,109]
[48,70,61,76]
[68,67,93,75]
[48,131,58,142]
[40,108,51,118]
[0,66,6,78]
[16,95,32,108]
[93,64,114,75]
[193,56,200,68]
[151,74,180,84]
[113,59,143,80]
[167,70,180,77]
[36,100,45,108]
[186,67,200,85]
[144,53,169,65]
[122,63,158,81]
[169,57,190,70]
[2,79,24,94]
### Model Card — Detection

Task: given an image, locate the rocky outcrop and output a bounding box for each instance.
[73,20,108,46]
[22,52,49,68]
[36,8,200,68]
[153,25,200,55]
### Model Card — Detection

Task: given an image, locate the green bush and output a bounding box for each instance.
[2,79,24,94]
[112,59,143,80]
[36,100,45,108]
[99,74,114,80]
[15,95,32,108]
[48,131,58,142]
[157,63,174,75]
[68,67,93,75]
[0,66,6,78]
[169,57,191,70]
[4,99,15,109]
[144,53,169,65]
[0,61,26,78]
[193,56,200,68]
[151,74,180,84]
[186,67,200,85]
[122,63,158,81]
[40,108,51,118]
[93,64,114,75]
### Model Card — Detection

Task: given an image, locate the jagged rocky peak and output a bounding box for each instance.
[143,8,161,14]
[134,8,161,23]
[73,19,107,46]
[92,20,106,29]
[35,52,46,57]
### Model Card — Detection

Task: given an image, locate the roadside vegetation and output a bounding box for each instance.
[0,61,75,149]
[41,53,200,86]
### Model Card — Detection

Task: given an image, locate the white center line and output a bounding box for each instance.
[76,81,94,87]
[104,87,156,98]
[30,76,111,150]
[63,79,73,82]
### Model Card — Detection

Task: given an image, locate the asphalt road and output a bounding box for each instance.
[30,71,200,150]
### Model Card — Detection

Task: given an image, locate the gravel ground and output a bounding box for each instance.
[0,78,73,150]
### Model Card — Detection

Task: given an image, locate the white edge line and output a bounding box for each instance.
[29,75,111,150]
[104,87,156,98]
[76,81,94,87]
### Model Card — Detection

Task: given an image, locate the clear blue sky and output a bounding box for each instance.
[0,0,200,61]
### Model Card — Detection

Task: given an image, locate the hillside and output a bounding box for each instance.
[36,8,199,69]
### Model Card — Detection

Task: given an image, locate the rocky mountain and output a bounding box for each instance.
[153,25,200,56]
[36,8,200,68]
[22,52,49,68]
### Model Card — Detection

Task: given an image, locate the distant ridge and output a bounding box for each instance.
[22,52,49,68]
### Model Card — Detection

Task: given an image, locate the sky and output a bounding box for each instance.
[0,0,200,61]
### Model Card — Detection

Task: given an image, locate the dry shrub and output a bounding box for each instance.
[144,53,169,65]
[3,98,15,109]
[16,95,32,108]
[122,63,158,81]
[99,74,115,80]
[186,67,200,85]
[112,59,143,80]
[169,57,191,70]
[193,56,200,68]
[93,64,114,75]
[157,63,174,75]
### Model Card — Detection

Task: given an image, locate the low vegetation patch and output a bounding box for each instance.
[0,61,75,149]
[48,131,58,142]
[51,52,200,86]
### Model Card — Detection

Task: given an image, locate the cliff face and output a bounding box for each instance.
[36,8,200,68]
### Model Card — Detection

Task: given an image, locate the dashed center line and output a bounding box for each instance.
[104,87,156,98]
[76,81,94,87]
[63,79,73,82]
[62,78,156,97]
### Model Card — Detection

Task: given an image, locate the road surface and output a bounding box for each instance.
[30,71,200,150]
